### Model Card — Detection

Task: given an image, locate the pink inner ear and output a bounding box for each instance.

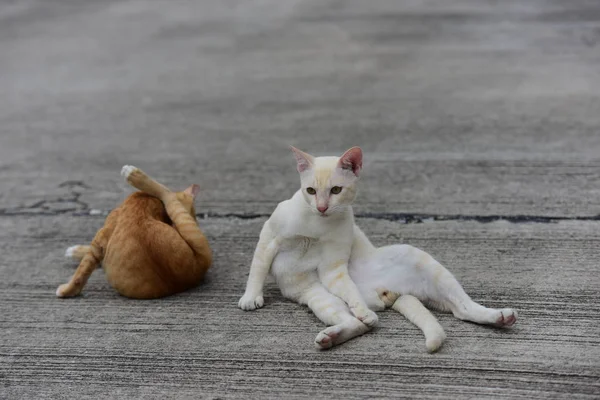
[290,146,314,173]
[338,146,363,176]
[185,184,201,198]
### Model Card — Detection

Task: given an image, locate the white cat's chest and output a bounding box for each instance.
[270,236,324,277]
[268,193,355,280]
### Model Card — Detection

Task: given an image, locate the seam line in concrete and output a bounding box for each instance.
[1,208,599,224]
[3,182,598,223]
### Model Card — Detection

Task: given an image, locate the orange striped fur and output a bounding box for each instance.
[57,165,212,299]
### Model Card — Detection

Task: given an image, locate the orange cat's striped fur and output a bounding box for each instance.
[56,165,212,299]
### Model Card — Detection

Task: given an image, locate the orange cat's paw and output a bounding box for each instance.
[65,245,88,261]
[65,245,78,259]
[56,283,81,298]
[121,165,151,190]
[121,165,140,181]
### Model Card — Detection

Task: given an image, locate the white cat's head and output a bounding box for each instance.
[291,146,362,217]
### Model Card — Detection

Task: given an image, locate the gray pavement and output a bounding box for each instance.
[1,0,599,398]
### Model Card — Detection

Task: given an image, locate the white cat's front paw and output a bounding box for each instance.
[120,165,138,180]
[351,306,378,327]
[238,293,264,311]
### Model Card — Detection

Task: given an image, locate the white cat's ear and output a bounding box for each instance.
[184,184,201,198]
[290,146,314,173]
[338,146,363,176]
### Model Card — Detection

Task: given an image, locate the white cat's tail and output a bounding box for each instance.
[392,295,446,353]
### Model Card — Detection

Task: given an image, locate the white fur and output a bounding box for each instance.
[65,245,78,259]
[239,148,517,352]
[350,241,517,331]
[238,190,378,349]
[56,284,67,298]
[120,165,138,180]
[239,154,378,349]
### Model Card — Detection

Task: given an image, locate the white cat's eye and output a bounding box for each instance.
[306,187,316,195]
[330,186,342,194]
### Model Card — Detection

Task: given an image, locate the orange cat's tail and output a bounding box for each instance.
[65,245,92,262]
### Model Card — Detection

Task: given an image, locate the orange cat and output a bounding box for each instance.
[56,165,212,299]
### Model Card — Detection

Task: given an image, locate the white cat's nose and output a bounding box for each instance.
[317,205,328,213]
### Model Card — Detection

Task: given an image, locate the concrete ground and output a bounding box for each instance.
[1,0,599,398]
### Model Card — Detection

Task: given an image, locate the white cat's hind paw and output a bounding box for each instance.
[315,325,342,350]
[493,308,517,327]
[425,327,446,353]
[121,165,138,180]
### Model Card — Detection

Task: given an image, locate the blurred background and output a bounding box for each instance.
[2,0,599,217]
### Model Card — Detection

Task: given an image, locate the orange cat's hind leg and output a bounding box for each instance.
[57,209,119,298]
[57,243,104,298]
[57,229,109,298]
[65,245,92,262]
[121,165,171,199]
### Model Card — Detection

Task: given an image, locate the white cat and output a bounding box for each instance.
[239,146,517,352]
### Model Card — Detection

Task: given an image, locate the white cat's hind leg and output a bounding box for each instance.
[357,283,386,311]
[409,247,518,327]
[392,294,446,352]
[314,319,370,350]
[431,268,517,327]
[301,284,371,350]
[360,284,446,352]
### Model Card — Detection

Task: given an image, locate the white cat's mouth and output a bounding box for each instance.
[314,209,331,217]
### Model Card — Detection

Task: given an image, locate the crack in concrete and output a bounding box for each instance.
[196,212,600,224]
[356,212,600,224]
[2,181,598,223]
[1,207,599,224]
[1,181,90,216]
